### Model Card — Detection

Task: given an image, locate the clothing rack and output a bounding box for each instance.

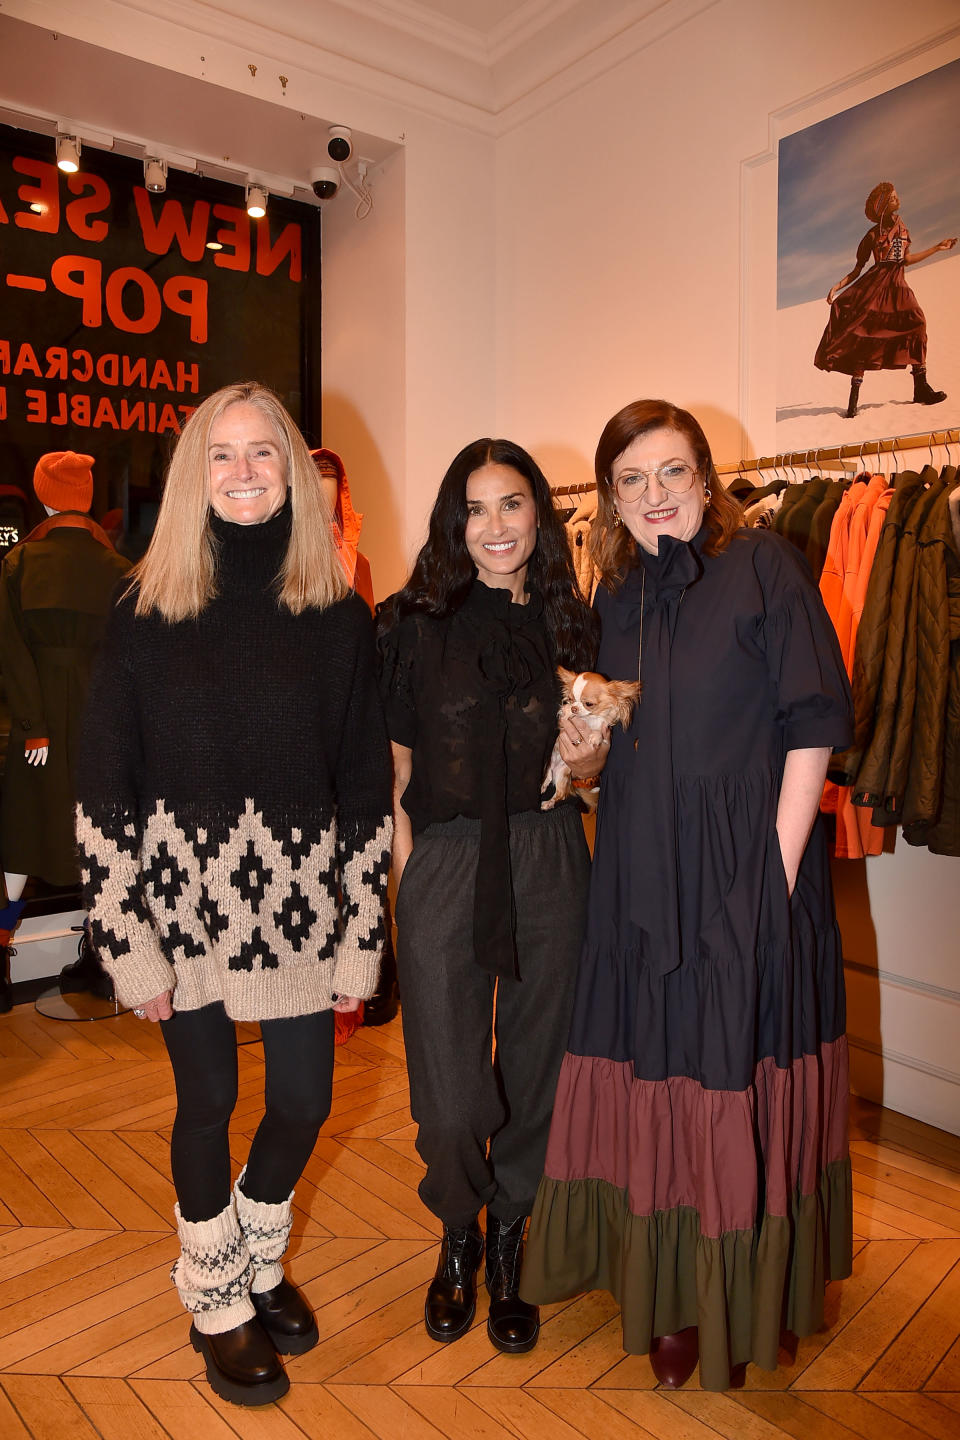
[717,426,959,478]
[551,481,597,497]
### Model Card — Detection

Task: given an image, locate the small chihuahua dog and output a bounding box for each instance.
[541,667,640,810]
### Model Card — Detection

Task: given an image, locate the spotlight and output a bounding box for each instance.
[246,184,267,219]
[206,240,224,251]
[144,157,167,193]
[56,135,81,173]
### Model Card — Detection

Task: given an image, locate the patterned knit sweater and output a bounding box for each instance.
[75,505,392,1020]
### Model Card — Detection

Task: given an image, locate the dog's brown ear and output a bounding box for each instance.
[556,666,577,693]
[611,679,641,728]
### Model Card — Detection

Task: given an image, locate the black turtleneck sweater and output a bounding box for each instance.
[75,506,392,1020]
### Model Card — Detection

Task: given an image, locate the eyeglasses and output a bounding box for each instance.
[612,460,700,502]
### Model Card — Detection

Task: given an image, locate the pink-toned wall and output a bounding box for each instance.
[2,0,957,1129]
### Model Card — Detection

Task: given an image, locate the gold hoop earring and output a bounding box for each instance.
[703,487,712,504]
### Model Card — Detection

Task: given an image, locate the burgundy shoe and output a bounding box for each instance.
[190,1318,289,1406]
[252,1276,319,1355]
[650,1326,699,1387]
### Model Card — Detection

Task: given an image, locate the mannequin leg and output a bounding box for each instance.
[0,875,28,1013]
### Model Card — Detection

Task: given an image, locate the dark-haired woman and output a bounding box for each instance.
[378,439,600,1354]
[521,401,854,1390]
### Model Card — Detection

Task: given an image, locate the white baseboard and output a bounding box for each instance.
[10,909,86,984]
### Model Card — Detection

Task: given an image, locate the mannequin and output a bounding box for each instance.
[311,448,398,1028]
[0,452,130,1008]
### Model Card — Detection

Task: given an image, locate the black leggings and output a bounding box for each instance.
[160,1003,335,1222]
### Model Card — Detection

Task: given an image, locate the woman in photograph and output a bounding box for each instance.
[815,180,956,417]
[378,438,601,1355]
[522,399,854,1390]
[76,382,392,1407]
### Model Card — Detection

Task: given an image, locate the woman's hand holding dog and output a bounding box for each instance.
[558,715,611,780]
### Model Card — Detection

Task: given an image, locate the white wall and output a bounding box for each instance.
[494,0,960,1132]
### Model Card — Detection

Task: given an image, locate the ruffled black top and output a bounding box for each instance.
[379,579,560,978]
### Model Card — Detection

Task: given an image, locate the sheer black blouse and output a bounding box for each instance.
[378,579,561,977]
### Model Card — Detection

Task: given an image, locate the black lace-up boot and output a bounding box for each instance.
[485,1214,540,1353]
[912,366,947,405]
[424,1221,484,1342]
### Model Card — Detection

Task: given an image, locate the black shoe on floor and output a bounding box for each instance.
[190,1318,289,1406]
[485,1214,540,1354]
[252,1276,319,1355]
[59,929,114,1000]
[424,1221,484,1342]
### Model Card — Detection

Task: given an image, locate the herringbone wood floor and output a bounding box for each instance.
[0,1001,957,1439]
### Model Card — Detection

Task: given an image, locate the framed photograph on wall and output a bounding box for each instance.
[775,56,959,451]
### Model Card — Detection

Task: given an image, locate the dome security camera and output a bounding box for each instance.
[310,164,340,200]
[327,125,352,164]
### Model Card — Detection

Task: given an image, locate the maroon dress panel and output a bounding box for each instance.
[814,219,926,375]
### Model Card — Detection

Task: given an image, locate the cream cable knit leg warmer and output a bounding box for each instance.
[172,1197,256,1335]
[234,1167,294,1295]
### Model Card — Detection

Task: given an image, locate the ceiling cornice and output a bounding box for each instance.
[0,0,716,135]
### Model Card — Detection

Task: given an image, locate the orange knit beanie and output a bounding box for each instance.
[33,451,95,513]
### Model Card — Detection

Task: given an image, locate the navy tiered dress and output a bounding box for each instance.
[521,524,854,1390]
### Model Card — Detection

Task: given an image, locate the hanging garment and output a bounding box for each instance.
[814,218,926,375]
[805,479,848,582]
[772,482,808,536]
[852,471,945,820]
[819,476,890,859]
[781,478,830,557]
[832,468,930,787]
[901,472,959,853]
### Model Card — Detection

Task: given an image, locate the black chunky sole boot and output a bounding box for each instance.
[190,1319,289,1406]
[252,1277,319,1355]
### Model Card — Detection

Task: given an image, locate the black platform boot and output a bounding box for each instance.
[912,366,946,405]
[59,925,114,1000]
[424,1221,484,1342]
[844,376,862,418]
[485,1214,540,1353]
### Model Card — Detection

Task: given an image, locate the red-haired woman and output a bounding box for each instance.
[522,400,854,1390]
[815,181,956,417]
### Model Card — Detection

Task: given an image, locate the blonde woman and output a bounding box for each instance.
[76,382,392,1407]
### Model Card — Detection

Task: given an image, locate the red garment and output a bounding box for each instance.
[815,220,926,375]
[819,475,891,857]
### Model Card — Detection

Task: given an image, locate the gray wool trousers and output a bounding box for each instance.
[395,802,590,1229]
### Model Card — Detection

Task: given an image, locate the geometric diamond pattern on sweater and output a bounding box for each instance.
[76,795,386,1016]
[273,881,318,952]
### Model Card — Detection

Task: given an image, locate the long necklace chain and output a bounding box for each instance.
[636,571,645,702]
